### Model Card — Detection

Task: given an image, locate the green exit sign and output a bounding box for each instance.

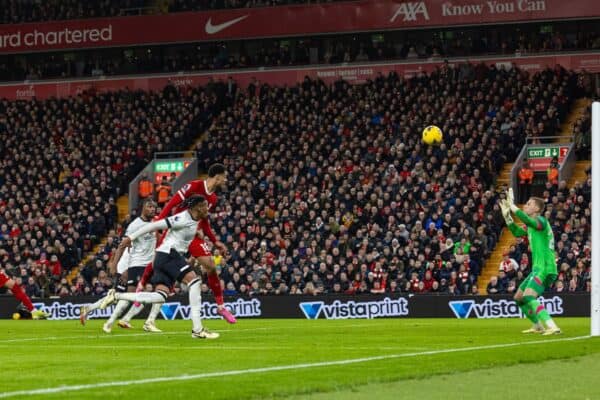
[154,161,185,173]
[527,146,568,159]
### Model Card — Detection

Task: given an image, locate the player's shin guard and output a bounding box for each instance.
[107,300,130,325]
[121,302,144,323]
[116,291,167,304]
[188,278,203,332]
[207,271,224,306]
[11,283,34,311]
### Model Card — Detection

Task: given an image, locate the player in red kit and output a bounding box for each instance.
[138,163,236,324]
[0,272,48,319]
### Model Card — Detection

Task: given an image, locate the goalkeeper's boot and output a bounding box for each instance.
[522,323,544,334]
[31,309,49,320]
[542,326,562,336]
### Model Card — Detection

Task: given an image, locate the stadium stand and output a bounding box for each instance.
[2,27,598,82]
[0,0,348,24]
[0,88,212,297]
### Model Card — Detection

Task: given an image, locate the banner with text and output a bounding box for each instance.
[1,52,599,101]
[0,0,598,54]
[0,293,589,320]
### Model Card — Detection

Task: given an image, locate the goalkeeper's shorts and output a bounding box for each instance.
[518,270,557,294]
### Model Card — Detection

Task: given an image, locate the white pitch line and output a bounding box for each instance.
[0,335,591,399]
[0,344,431,351]
[3,323,373,344]
[2,326,272,343]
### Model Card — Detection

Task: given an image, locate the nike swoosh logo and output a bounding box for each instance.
[205,15,248,35]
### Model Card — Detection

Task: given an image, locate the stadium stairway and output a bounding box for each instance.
[554,98,591,143]
[67,132,210,284]
[478,163,516,288]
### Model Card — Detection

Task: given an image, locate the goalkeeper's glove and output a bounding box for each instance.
[506,188,519,212]
[499,199,514,225]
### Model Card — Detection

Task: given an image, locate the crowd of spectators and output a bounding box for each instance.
[185,63,583,297]
[3,24,598,83]
[0,60,592,299]
[0,85,213,298]
[0,0,345,24]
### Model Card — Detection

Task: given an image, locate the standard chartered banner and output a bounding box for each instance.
[0,293,589,320]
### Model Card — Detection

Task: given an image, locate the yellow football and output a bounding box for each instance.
[422,125,443,145]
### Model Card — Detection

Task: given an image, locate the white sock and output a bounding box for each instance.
[145,303,162,324]
[121,303,144,323]
[533,322,543,330]
[544,318,558,329]
[87,297,105,312]
[116,292,165,304]
[107,300,130,325]
[188,279,203,332]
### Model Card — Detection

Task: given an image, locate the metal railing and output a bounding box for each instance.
[510,135,576,200]
[128,152,198,216]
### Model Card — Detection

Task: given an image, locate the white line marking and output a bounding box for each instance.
[2,326,271,343]
[4,323,372,344]
[0,335,590,398]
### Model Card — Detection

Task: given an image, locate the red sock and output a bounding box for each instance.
[11,283,34,311]
[207,271,224,306]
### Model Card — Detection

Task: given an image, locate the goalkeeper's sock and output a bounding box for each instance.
[107,300,130,325]
[525,296,557,329]
[517,298,539,325]
[121,302,144,323]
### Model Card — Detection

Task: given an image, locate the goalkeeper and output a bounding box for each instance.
[499,189,561,335]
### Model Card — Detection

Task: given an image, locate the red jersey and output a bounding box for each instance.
[157,179,218,243]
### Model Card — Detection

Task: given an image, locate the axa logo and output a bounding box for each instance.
[390,2,430,22]
[300,302,324,319]
[160,302,180,320]
[449,300,474,319]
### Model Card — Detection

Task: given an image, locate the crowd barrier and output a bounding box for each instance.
[0,293,589,320]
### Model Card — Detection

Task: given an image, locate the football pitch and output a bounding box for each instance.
[1,318,599,400]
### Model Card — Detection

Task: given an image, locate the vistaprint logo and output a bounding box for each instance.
[159,298,262,320]
[448,296,564,319]
[299,298,409,320]
[33,302,115,320]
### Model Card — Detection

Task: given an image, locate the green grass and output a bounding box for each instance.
[1,318,599,399]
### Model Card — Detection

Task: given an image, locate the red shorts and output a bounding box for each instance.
[188,238,212,258]
[0,272,10,287]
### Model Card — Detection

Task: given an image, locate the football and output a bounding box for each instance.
[422,125,443,145]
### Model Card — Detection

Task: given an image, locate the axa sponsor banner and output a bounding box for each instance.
[1,52,599,101]
[0,0,598,54]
